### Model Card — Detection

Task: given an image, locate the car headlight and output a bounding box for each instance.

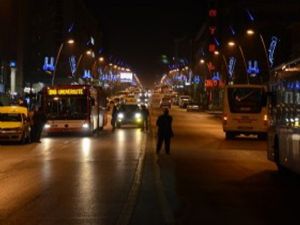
[44,124,51,129]
[118,113,124,119]
[82,123,90,129]
[135,113,142,119]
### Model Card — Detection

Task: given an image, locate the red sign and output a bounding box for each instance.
[205,80,224,88]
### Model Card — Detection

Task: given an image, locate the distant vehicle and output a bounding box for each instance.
[223,84,268,140]
[0,106,31,143]
[137,92,150,107]
[160,96,172,109]
[186,101,200,112]
[116,104,143,128]
[267,58,300,173]
[41,85,107,135]
[179,95,191,108]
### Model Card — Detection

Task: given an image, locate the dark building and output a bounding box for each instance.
[0,0,102,96]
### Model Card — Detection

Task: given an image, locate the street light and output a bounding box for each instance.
[228,41,236,47]
[246,29,255,36]
[52,39,75,85]
[214,50,220,55]
[200,59,205,64]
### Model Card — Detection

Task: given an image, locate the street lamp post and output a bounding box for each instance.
[52,39,74,86]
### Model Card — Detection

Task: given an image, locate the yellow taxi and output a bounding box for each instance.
[0,106,31,143]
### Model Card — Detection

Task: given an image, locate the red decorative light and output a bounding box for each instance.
[209,26,216,35]
[208,44,216,53]
[206,62,215,72]
[209,9,217,17]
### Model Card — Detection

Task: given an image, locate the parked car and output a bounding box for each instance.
[186,101,200,112]
[179,95,191,108]
[0,106,31,143]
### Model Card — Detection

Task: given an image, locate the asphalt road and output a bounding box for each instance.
[0,127,147,225]
[1,103,300,225]
[156,106,300,225]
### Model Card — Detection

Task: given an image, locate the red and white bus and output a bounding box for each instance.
[41,85,107,135]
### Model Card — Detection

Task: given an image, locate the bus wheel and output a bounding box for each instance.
[225,132,234,140]
[274,137,288,174]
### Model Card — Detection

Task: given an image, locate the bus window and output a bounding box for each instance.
[228,87,265,113]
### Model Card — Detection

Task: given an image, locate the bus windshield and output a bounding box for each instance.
[46,96,88,120]
[228,87,265,113]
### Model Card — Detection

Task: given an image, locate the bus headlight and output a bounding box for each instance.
[44,124,51,129]
[82,123,90,129]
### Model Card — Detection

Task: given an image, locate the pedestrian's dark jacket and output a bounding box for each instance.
[112,105,118,118]
[156,114,173,138]
[141,107,149,119]
[32,110,47,126]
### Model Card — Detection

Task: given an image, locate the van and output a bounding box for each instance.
[0,106,31,143]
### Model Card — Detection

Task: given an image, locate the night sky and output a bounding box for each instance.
[83,1,208,87]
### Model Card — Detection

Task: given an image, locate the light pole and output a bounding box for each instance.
[52,39,75,85]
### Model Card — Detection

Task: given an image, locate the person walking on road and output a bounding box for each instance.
[111,102,118,131]
[156,108,174,154]
[31,106,47,143]
[141,104,150,131]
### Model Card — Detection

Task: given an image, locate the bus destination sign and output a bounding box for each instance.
[48,88,84,95]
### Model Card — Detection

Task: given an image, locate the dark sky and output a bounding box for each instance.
[83,1,208,87]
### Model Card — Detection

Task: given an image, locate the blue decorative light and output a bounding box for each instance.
[247,60,260,76]
[82,70,92,79]
[69,56,77,76]
[10,61,16,68]
[193,75,201,84]
[228,57,236,78]
[214,37,220,47]
[212,72,221,81]
[43,57,55,72]
[268,36,279,67]
[229,26,235,36]
[68,23,74,33]
[246,9,255,21]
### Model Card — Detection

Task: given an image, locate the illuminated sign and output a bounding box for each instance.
[205,80,224,88]
[247,60,260,75]
[268,36,279,67]
[228,57,236,78]
[69,56,77,76]
[43,57,55,72]
[120,72,133,83]
[48,88,84,95]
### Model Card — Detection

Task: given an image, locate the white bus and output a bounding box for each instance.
[41,85,107,135]
[268,58,300,173]
[223,84,268,139]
